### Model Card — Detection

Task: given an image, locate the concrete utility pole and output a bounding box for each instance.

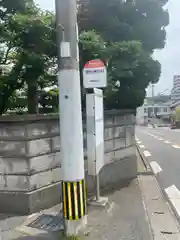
[55,0,87,236]
[151,83,156,127]
[152,83,154,100]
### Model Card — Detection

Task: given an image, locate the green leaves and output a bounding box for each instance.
[79,30,106,68]
[78,0,169,51]
[78,0,166,109]
[0,0,168,114]
[0,0,57,114]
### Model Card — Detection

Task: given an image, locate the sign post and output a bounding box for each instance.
[84,59,108,206]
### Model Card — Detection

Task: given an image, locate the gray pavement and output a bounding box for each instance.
[136,126,180,190]
[136,125,180,230]
[85,178,153,240]
[1,179,154,240]
[145,126,180,145]
[1,149,180,239]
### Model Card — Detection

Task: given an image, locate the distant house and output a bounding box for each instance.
[136,95,172,125]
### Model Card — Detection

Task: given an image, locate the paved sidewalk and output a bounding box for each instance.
[1,152,180,239]
[86,178,153,240]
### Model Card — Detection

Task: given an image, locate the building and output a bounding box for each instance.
[136,75,180,125]
[171,75,180,103]
[136,96,171,125]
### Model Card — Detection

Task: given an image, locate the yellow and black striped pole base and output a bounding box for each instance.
[62,179,87,220]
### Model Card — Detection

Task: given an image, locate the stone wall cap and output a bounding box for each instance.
[0,114,59,123]
[0,109,135,123]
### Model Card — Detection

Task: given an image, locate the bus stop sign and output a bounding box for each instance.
[83,59,107,89]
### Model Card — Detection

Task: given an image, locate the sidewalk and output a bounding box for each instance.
[1,152,180,239]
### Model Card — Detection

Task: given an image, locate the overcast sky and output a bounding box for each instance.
[35,0,179,96]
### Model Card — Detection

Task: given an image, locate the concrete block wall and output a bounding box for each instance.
[0,116,62,194]
[0,110,136,214]
[87,110,136,194]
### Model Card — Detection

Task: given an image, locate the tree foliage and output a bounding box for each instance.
[172,106,180,122]
[0,0,57,114]
[78,0,169,51]
[104,41,161,109]
[0,0,169,114]
[78,0,167,109]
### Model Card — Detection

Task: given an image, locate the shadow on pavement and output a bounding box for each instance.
[100,178,132,195]
[12,231,65,240]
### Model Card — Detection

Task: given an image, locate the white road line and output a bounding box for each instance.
[157,137,163,141]
[165,185,180,218]
[164,140,171,144]
[139,145,145,149]
[143,150,151,157]
[150,161,162,174]
[137,141,141,144]
[172,145,180,149]
[148,134,159,139]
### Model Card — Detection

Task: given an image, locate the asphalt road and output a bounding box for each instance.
[136,126,180,189]
[136,125,180,219]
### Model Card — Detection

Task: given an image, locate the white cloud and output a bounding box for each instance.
[152,0,180,95]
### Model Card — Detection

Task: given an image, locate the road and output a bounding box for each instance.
[136,125,180,219]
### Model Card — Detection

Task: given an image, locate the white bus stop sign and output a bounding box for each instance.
[83,59,107,88]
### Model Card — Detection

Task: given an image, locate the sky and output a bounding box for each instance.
[35,0,179,96]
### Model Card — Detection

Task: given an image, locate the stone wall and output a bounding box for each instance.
[0,110,136,214]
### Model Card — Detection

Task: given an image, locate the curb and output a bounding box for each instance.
[153,174,180,229]
[136,145,152,173]
[137,146,180,229]
[162,188,180,229]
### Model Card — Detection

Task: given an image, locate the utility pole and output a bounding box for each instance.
[55,0,87,236]
[151,83,155,126]
[151,83,154,100]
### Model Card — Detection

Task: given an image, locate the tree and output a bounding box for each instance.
[39,87,59,113]
[0,0,57,114]
[104,41,161,109]
[0,0,168,113]
[0,0,34,17]
[78,0,169,51]
[8,9,56,113]
[78,0,167,109]
[172,106,180,122]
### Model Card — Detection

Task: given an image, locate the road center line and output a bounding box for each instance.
[164,140,171,144]
[143,150,151,157]
[137,141,141,144]
[135,137,139,141]
[157,137,163,141]
[139,145,145,149]
[172,145,180,149]
[150,161,162,174]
